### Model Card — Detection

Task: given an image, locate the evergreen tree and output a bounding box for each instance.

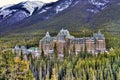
[41,48,45,60]
[63,45,68,57]
[54,42,58,60]
[51,64,58,80]
[73,43,76,55]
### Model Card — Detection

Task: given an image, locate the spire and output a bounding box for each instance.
[61,28,64,32]
[98,30,101,34]
[15,45,20,50]
[21,46,26,50]
[46,32,50,37]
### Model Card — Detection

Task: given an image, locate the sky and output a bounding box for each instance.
[0,0,58,7]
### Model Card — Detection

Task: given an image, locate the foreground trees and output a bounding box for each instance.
[0,51,34,80]
[0,31,120,80]
[1,48,120,80]
[28,48,120,80]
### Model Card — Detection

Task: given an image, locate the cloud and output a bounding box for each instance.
[0,0,58,7]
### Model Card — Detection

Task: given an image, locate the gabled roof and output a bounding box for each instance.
[40,32,53,43]
[93,30,104,39]
[21,46,26,50]
[56,28,74,40]
[71,38,86,44]
[28,47,39,51]
[15,45,19,50]
[57,28,70,36]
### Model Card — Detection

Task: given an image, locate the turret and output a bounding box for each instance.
[46,32,50,37]
[93,30,106,52]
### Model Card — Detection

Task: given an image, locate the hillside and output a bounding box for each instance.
[1,1,120,80]
[0,0,120,50]
[0,0,120,35]
[8,2,120,34]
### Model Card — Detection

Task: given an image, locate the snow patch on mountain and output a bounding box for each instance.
[0,1,45,19]
[0,4,14,11]
[0,4,16,18]
[89,0,110,7]
[39,6,51,14]
[0,0,113,27]
[0,10,16,18]
[55,0,72,13]
[87,9,99,13]
[117,3,120,5]
[0,1,46,23]
[21,1,45,15]
[88,0,110,13]
[6,11,29,24]
[72,1,79,7]
[45,7,52,10]
[39,9,47,13]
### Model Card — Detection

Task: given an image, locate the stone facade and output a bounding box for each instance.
[39,29,106,55]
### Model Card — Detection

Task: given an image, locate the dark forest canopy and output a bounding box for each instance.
[0,29,120,80]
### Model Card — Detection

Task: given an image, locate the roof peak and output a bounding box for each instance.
[61,28,65,31]
[45,32,50,37]
[98,30,101,34]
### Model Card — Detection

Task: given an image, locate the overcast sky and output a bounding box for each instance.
[0,0,58,7]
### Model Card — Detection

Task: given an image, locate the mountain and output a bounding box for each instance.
[0,1,45,25]
[0,0,120,35]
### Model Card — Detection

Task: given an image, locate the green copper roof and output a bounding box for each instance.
[29,47,38,51]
